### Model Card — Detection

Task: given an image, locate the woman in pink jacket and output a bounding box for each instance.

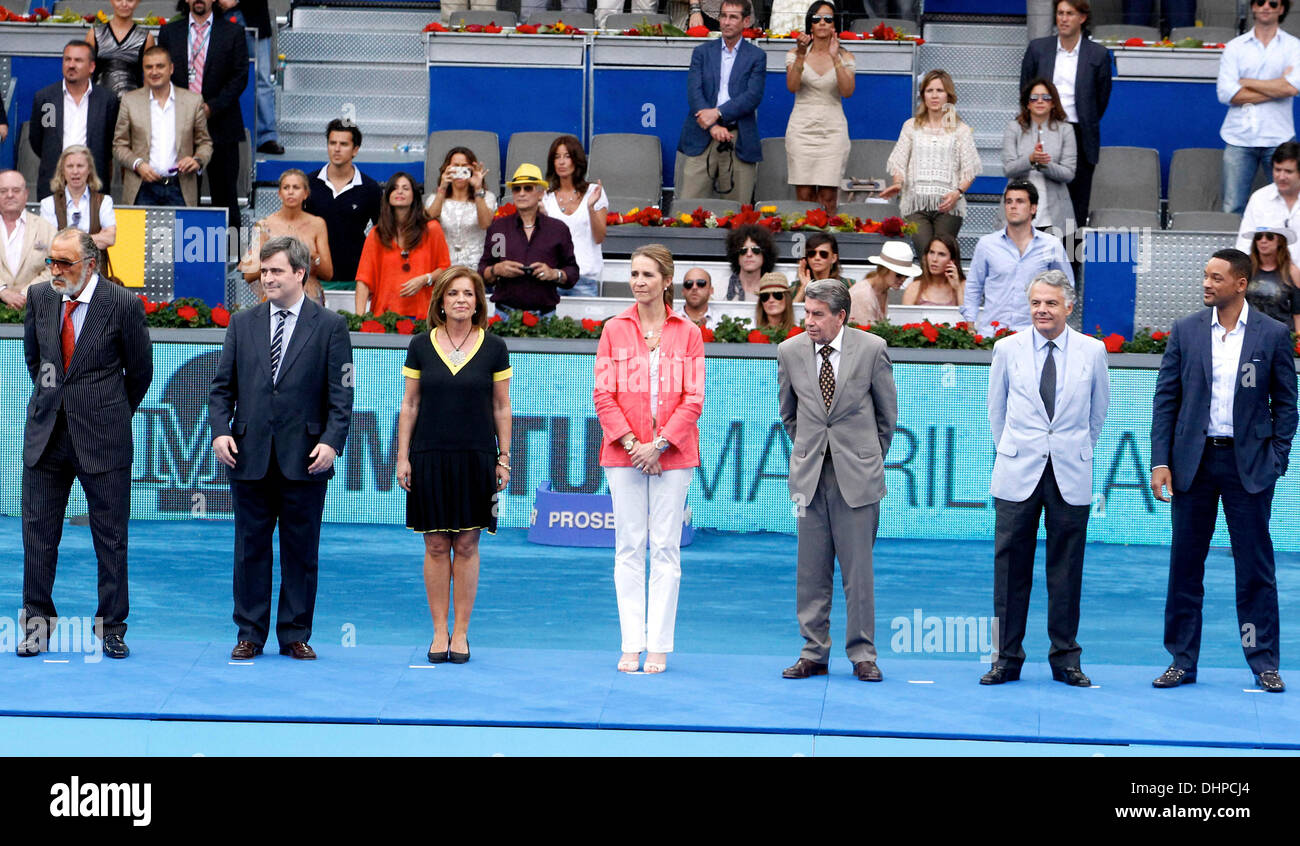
[594,244,705,675]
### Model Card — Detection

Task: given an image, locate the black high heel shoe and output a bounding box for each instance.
[428,636,449,664]
[449,638,470,664]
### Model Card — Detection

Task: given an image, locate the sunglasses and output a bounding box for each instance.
[401,249,411,273]
[1028,93,1053,102]
[511,184,538,193]
[1253,0,1281,8]
[683,279,710,289]
[810,14,834,22]
[739,245,763,256]
[759,291,786,302]
[1256,232,1280,240]
[809,249,834,259]
[45,256,87,270]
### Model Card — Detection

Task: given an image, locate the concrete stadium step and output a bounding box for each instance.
[919,43,1026,78]
[924,22,1028,46]
[279,116,426,137]
[278,29,426,63]
[283,62,428,94]
[291,7,439,31]
[279,92,428,124]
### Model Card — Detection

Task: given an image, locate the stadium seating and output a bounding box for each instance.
[605,13,670,30]
[1090,146,1161,214]
[1168,147,1223,214]
[1169,211,1242,232]
[443,10,518,27]
[1091,24,1161,41]
[755,137,795,204]
[588,133,662,211]
[524,11,596,28]
[505,131,569,184]
[424,130,502,195]
[1088,208,1161,229]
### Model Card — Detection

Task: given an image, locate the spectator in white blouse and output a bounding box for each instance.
[543,135,607,298]
[880,69,980,256]
[38,144,116,252]
[426,146,496,270]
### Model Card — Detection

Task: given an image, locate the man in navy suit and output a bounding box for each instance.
[1020,0,1112,232]
[1150,248,1297,693]
[209,236,353,661]
[28,41,119,201]
[677,0,765,203]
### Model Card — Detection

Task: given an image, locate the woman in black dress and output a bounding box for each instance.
[395,266,513,665]
[85,0,155,98]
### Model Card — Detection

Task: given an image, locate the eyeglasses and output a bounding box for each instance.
[810,14,834,23]
[810,249,834,259]
[1028,93,1054,102]
[1253,0,1281,8]
[1256,232,1280,241]
[511,184,538,193]
[401,249,411,272]
[739,245,763,256]
[45,256,87,270]
[683,279,710,289]
[759,291,786,302]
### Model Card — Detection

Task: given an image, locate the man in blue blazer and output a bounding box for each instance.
[982,270,1109,687]
[1020,0,1112,231]
[677,0,765,203]
[209,236,353,662]
[1150,248,1297,693]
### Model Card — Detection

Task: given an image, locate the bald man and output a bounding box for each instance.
[0,170,56,309]
[680,267,715,329]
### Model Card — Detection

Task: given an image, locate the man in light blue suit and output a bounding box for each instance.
[677,0,765,203]
[981,269,1110,687]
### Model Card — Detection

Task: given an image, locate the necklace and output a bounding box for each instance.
[444,326,473,366]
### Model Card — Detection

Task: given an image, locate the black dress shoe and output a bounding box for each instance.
[853,660,882,682]
[279,641,317,660]
[1052,666,1092,687]
[1255,670,1286,692]
[17,633,44,657]
[782,657,829,679]
[448,641,470,664]
[1152,666,1196,688]
[427,639,449,664]
[102,634,129,659]
[257,140,285,155]
[980,664,1021,685]
[230,640,263,660]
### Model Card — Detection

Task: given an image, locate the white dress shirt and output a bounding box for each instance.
[269,293,305,381]
[39,187,116,233]
[61,79,92,151]
[315,164,363,199]
[147,84,178,174]
[62,273,99,341]
[1032,325,1067,408]
[1208,301,1249,437]
[716,38,739,109]
[1217,28,1300,147]
[1053,38,1080,123]
[2,214,26,278]
[813,325,845,382]
[1235,183,1300,251]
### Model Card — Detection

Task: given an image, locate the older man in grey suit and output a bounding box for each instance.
[778,279,897,681]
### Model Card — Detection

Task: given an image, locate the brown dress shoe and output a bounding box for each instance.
[853,660,883,682]
[782,657,829,679]
[230,641,262,660]
[280,641,317,660]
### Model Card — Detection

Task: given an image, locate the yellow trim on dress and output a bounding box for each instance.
[401,366,421,379]
[492,367,513,382]
[429,327,484,376]
[407,524,495,535]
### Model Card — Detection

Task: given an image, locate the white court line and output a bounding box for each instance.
[907,679,934,684]
[227,661,254,666]
[1243,689,1264,693]
[43,659,70,664]
[1089,685,1102,689]
[408,665,438,669]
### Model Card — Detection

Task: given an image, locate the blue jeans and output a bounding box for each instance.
[231,11,278,146]
[560,275,600,298]
[1223,143,1283,215]
[136,178,186,207]
[494,303,555,321]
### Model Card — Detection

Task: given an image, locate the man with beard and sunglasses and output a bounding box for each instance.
[680,268,716,329]
[18,228,152,659]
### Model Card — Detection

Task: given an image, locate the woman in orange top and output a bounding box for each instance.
[355,171,451,319]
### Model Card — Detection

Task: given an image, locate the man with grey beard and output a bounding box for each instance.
[19,228,152,659]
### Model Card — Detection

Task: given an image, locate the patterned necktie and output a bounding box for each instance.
[1040,339,1056,422]
[190,20,210,94]
[270,309,289,382]
[819,344,835,410]
[61,300,79,370]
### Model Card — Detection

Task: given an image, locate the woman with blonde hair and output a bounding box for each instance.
[594,243,705,675]
[39,145,116,252]
[754,271,796,336]
[239,169,333,304]
[880,69,980,255]
[395,265,513,665]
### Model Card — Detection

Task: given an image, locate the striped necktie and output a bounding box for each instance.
[189,20,210,94]
[270,309,289,382]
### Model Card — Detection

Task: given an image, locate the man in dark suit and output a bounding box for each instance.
[209,235,353,661]
[677,0,766,203]
[1150,248,1297,693]
[28,41,119,201]
[778,279,897,682]
[158,0,248,229]
[19,228,153,659]
[1020,0,1112,232]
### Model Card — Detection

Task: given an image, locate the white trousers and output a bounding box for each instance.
[594,0,661,28]
[605,466,692,653]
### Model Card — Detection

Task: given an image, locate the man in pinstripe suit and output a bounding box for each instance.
[19,228,153,659]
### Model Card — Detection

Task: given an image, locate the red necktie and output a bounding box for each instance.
[62,300,79,371]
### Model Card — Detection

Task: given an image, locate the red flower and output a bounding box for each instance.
[747,329,771,344]
[521,311,539,327]
[495,203,517,218]
[360,320,385,333]
[742,27,764,38]
[1123,37,1146,46]
[804,208,829,228]
[395,319,415,335]
[423,21,448,32]
[839,30,861,40]
[634,207,663,225]
[210,306,230,327]
[879,216,905,237]
[1151,330,1168,341]
[483,24,503,33]
[990,321,1000,328]
[920,321,939,344]
[32,8,52,20]
[686,25,710,37]
[730,205,760,226]
[515,23,539,34]
[488,314,503,325]
[581,318,602,332]
[1103,332,1125,353]
[228,15,237,23]
[464,24,483,32]
[176,305,198,321]
[699,326,715,342]
[870,23,897,40]
[786,325,805,337]
[974,334,984,344]
[606,211,623,225]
